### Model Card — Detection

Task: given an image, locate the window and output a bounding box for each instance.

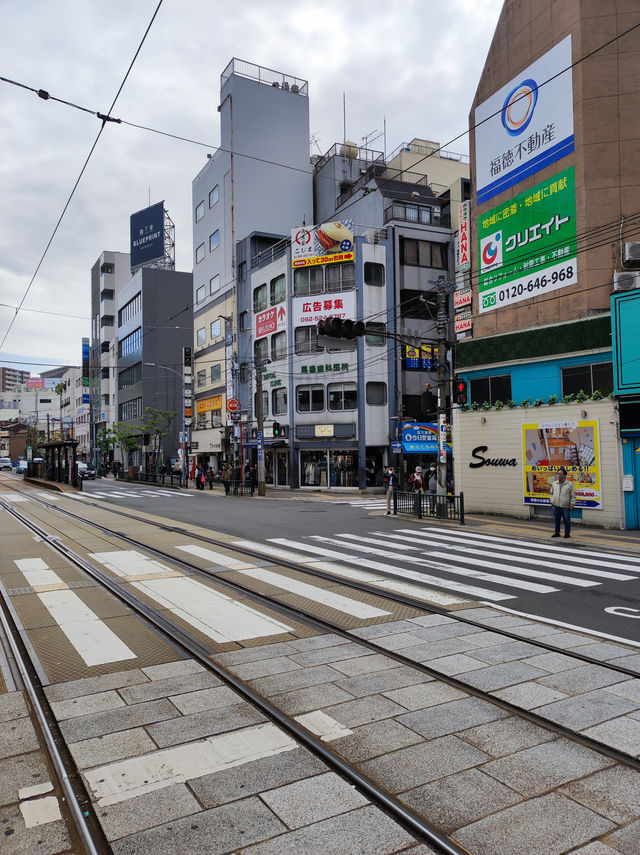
[254,337,268,361]
[197,370,207,387]
[238,261,247,284]
[195,201,204,222]
[101,315,114,327]
[562,362,613,397]
[209,274,220,293]
[196,327,206,346]
[101,288,114,301]
[364,262,385,287]
[293,266,323,296]
[240,364,251,383]
[326,261,355,292]
[118,327,142,357]
[239,311,249,332]
[254,390,268,417]
[400,238,447,269]
[209,230,220,252]
[366,382,387,405]
[209,185,219,207]
[101,367,110,379]
[469,374,512,405]
[365,322,386,346]
[195,243,205,264]
[118,397,142,421]
[196,284,207,304]
[271,331,286,361]
[210,364,221,384]
[328,382,357,411]
[118,364,142,390]
[272,387,287,415]
[270,275,286,305]
[210,319,221,339]
[295,326,323,355]
[297,384,324,412]
[253,283,267,312]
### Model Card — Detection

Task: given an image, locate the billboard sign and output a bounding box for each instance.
[292,292,356,326]
[26,378,45,389]
[478,167,576,313]
[454,287,472,311]
[402,422,452,455]
[82,337,90,388]
[255,305,286,338]
[458,202,470,272]
[475,36,574,205]
[130,201,165,269]
[291,220,355,268]
[522,419,601,508]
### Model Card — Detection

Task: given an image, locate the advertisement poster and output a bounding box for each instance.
[475,36,574,205]
[130,201,165,269]
[255,305,286,337]
[522,419,602,508]
[478,166,576,313]
[291,292,356,326]
[291,220,355,268]
[402,422,451,455]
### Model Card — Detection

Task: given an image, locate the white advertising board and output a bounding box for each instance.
[291,292,357,326]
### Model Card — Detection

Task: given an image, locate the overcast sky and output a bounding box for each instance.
[0,0,503,374]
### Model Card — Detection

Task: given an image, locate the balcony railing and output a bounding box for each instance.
[387,140,470,164]
[220,58,308,96]
[384,203,450,229]
[313,143,385,174]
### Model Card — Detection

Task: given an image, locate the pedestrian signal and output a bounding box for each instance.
[455,379,468,406]
[272,421,281,436]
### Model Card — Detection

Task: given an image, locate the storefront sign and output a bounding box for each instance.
[300,362,350,375]
[454,288,472,310]
[475,36,574,205]
[255,305,286,337]
[26,378,45,389]
[469,446,517,468]
[292,292,357,326]
[404,345,435,371]
[402,422,452,454]
[478,166,576,314]
[522,419,602,508]
[291,220,355,268]
[454,314,472,334]
[196,395,223,414]
[458,202,470,272]
[315,424,334,437]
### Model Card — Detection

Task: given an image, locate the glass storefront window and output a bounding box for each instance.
[301,449,328,487]
[300,449,358,488]
[329,450,358,487]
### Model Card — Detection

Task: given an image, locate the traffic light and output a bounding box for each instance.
[272,421,281,437]
[317,317,366,339]
[454,378,468,406]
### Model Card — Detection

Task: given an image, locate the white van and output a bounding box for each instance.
[0,457,12,471]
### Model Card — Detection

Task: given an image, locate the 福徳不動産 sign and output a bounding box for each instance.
[478,167,576,313]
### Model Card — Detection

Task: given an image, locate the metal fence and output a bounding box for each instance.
[394,491,464,524]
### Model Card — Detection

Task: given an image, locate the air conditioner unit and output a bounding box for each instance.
[613,270,640,291]
[623,242,640,263]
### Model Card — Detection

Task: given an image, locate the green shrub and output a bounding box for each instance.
[547,394,558,405]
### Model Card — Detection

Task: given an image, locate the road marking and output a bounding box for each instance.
[20,796,62,828]
[90,550,175,578]
[84,722,297,806]
[239,567,391,618]
[176,543,254,570]
[15,558,67,589]
[294,710,353,741]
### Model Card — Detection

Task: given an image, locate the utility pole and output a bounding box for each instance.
[435,277,449,502]
[255,357,265,496]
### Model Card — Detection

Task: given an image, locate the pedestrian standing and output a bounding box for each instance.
[408,465,424,515]
[385,466,396,515]
[248,465,257,496]
[207,466,215,490]
[550,466,576,538]
[427,463,438,515]
[222,463,231,495]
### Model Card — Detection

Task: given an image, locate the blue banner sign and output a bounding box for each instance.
[402,422,452,454]
[130,201,165,269]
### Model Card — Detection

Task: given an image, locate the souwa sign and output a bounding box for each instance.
[469,445,517,468]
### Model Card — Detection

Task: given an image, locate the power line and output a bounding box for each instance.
[0,0,165,352]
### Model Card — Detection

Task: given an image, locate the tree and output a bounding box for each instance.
[111,422,138,468]
[96,426,117,467]
[139,407,176,470]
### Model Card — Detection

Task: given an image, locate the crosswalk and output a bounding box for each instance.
[331,498,388,510]
[70,487,193,501]
[236,526,640,607]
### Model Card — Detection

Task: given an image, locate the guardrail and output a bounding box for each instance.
[394,491,464,524]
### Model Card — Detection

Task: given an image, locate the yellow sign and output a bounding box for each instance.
[196,395,223,414]
[315,424,334,437]
[522,419,601,508]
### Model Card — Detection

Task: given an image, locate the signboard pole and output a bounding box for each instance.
[436,279,448,498]
[255,357,266,496]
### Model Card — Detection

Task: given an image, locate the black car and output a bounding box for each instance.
[77,462,96,480]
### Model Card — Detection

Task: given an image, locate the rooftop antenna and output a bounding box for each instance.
[310,132,323,155]
[148,186,151,207]
[362,129,383,148]
[343,92,346,144]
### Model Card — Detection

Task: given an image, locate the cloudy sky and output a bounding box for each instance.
[0,0,503,374]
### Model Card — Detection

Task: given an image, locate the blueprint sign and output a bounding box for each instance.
[130,201,165,269]
[478,167,576,313]
[402,422,452,455]
[475,36,574,205]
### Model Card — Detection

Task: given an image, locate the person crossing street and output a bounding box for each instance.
[550,466,576,538]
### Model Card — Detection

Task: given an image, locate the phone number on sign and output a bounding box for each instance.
[300,312,347,323]
[480,259,577,312]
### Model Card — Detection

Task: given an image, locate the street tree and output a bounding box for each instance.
[139,407,176,471]
[112,422,138,469]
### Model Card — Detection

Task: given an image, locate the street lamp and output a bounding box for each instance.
[143,362,187,488]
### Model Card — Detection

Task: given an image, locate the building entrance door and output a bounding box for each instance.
[624,438,640,529]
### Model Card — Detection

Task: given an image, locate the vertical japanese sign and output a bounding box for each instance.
[81,337,90,403]
[458,202,470,272]
[475,36,574,205]
[478,167,576,313]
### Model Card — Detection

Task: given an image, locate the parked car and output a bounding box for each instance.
[16,461,28,473]
[0,457,12,471]
[77,462,96,480]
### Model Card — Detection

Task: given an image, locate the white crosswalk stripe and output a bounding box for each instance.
[70,488,192,501]
[332,499,388,509]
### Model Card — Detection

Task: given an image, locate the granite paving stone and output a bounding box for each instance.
[567,844,624,854]
[145,701,266,747]
[359,735,491,792]
[396,696,509,740]
[327,652,398,677]
[44,668,148,702]
[467,640,542,664]
[57,698,180,743]
[492,681,568,709]
[457,715,554,757]
[609,653,640,670]
[249,665,346,696]
[471,615,530,629]
[288,642,373,667]
[450,607,498,620]
[410,622,486,641]
[382,681,467,711]
[0,692,28,722]
[117,671,222,704]
[330,718,423,762]
[285,634,351,652]
[505,623,562,638]
[407,613,457,628]
[570,642,637,661]
[520,651,583,672]
[333,666,432,698]
[533,688,638,730]
[259,772,368,829]
[481,738,613,796]
[238,804,416,855]
[96,783,201,840]
[606,818,640,855]
[68,727,156,768]
[465,630,520,647]
[418,653,487,675]
[188,747,326,807]
[50,690,125,720]
[269,684,354,716]
[462,661,549,691]
[228,656,302,680]
[325,694,407,728]
[538,666,630,695]
[535,632,607,649]
[395,847,441,855]
[215,642,297,666]
[0,803,70,855]
[349,620,418,639]
[581,715,640,755]
[401,637,478,661]
[168,685,242,715]
[401,768,522,833]
[452,792,615,855]
[373,632,434,651]
[603,678,640,704]
[140,659,206,680]
[0,715,39,759]
[559,765,640,824]
[111,796,286,855]
[0,752,51,806]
